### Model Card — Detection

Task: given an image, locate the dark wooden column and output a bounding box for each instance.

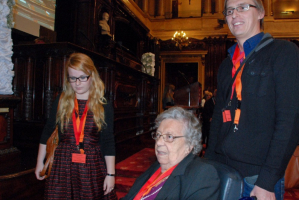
[0,95,21,173]
[0,96,21,150]
[24,57,33,121]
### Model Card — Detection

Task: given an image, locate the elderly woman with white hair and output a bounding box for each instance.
[122,107,220,200]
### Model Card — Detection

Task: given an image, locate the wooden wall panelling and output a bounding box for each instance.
[12,44,75,150]
[12,45,69,122]
[13,56,24,121]
[113,0,151,60]
[142,77,159,134]
[24,56,34,121]
[96,61,115,102]
[113,66,142,142]
[75,0,95,50]
[203,37,227,91]
[0,96,21,150]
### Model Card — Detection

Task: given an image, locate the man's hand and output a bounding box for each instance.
[250,185,276,200]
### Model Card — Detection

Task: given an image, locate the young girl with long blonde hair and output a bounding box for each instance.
[35,53,117,199]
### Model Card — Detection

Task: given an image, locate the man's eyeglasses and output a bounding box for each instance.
[151,132,185,143]
[223,4,257,16]
[68,76,90,83]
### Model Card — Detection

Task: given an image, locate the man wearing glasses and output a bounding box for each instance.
[205,0,299,200]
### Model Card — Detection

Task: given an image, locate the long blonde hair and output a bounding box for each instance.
[56,53,106,132]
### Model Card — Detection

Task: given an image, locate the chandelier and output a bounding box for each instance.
[172,31,189,50]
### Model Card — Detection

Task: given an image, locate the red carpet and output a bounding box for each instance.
[285,188,299,200]
[114,148,299,200]
[115,148,156,199]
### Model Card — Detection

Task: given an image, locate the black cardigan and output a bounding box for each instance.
[40,94,115,156]
[205,36,299,192]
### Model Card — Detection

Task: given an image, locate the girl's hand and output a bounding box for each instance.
[103,175,115,195]
[35,162,46,180]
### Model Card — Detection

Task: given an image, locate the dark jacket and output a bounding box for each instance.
[205,34,299,192]
[122,153,220,200]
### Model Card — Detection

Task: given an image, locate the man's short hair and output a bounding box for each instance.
[223,0,265,29]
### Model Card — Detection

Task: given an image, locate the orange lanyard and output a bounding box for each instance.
[72,98,88,154]
[231,45,245,129]
[133,165,177,200]
[231,45,245,100]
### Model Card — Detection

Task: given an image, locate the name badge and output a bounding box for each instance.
[222,110,232,123]
[72,153,86,163]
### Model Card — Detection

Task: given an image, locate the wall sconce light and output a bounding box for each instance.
[281,11,295,14]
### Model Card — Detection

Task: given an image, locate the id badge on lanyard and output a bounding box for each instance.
[222,109,232,123]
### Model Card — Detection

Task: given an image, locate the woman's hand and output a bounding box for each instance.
[104,156,116,195]
[35,144,47,180]
[103,175,115,195]
[35,162,46,180]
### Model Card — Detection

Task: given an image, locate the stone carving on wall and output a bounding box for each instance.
[99,12,112,37]
[141,52,155,76]
[0,0,14,94]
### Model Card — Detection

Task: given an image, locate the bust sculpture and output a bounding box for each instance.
[99,12,112,36]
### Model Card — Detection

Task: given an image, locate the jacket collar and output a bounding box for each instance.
[228,32,264,58]
[154,153,197,199]
[170,153,197,176]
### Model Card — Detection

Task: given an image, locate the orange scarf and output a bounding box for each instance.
[133,165,178,200]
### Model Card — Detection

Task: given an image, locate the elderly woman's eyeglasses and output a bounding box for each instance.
[151,132,185,143]
[68,76,90,83]
[223,4,257,16]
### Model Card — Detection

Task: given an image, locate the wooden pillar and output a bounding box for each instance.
[0,95,21,168]
[263,0,272,17]
[203,0,212,15]
[45,56,54,119]
[13,57,20,120]
[157,0,165,17]
[215,0,223,14]
[148,0,155,16]
[142,0,148,13]
[24,57,33,121]
[165,0,172,19]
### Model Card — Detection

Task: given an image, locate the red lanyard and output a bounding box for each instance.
[231,45,245,100]
[72,98,88,153]
[231,45,245,129]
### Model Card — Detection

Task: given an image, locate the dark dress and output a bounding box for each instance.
[41,98,117,200]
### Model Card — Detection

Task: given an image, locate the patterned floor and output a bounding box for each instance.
[115,148,156,199]
[284,188,299,200]
[114,148,299,200]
